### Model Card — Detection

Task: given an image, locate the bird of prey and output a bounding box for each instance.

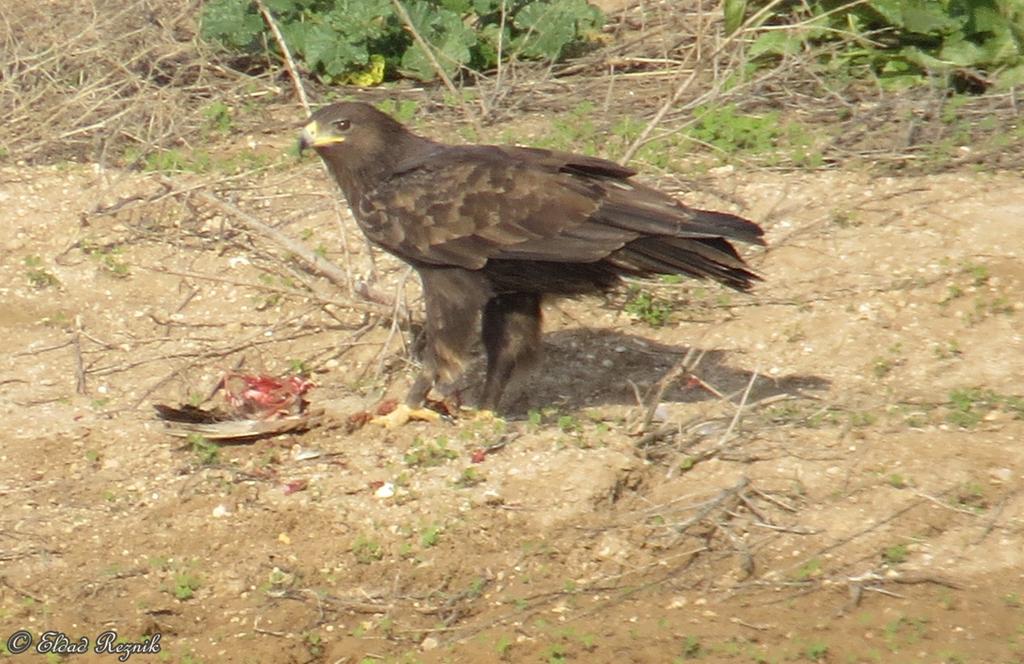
[300,102,764,422]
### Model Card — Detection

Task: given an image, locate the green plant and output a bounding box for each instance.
[23,255,60,289]
[545,643,568,664]
[375,98,420,124]
[624,287,672,326]
[303,631,324,658]
[963,261,991,285]
[455,467,485,487]
[187,433,220,465]
[848,410,878,428]
[688,103,781,154]
[419,524,442,548]
[803,641,829,661]
[172,571,202,600]
[352,535,384,563]
[686,102,823,166]
[678,635,703,659]
[533,101,601,154]
[882,543,909,564]
[947,387,1024,427]
[404,435,458,467]
[872,356,895,378]
[934,339,962,359]
[794,557,822,580]
[557,414,580,433]
[955,480,989,510]
[883,615,929,650]
[730,0,1024,91]
[495,634,514,659]
[201,0,604,84]
[202,100,234,133]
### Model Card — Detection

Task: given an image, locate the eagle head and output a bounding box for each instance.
[300,102,430,199]
[300,102,411,163]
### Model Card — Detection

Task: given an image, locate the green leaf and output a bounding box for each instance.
[201,0,264,48]
[200,0,607,84]
[748,30,802,57]
[938,36,984,66]
[724,0,746,34]
[399,5,476,80]
[994,62,1024,88]
[439,0,472,13]
[514,0,601,60]
[902,45,951,69]
[279,21,309,55]
[263,0,297,13]
[477,22,513,68]
[473,0,502,14]
[303,23,369,76]
[900,3,960,35]
[867,0,902,25]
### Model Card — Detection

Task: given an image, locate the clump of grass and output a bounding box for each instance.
[351,535,384,564]
[946,387,1024,428]
[685,102,823,167]
[954,481,989,511]
[23,255,60,289]
[404,436,458,467]
[882,543,909,564]
[419,524,442,548]
[793,557,822,581]
[172,571,202,600]
[80,241,131,278]
[455,467,484,488]
[187,433,219,465]
[887,474,908,489]
[624,287,672,327]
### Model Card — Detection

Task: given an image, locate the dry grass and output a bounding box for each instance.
[2,0,1019,172]
[0,0,278,164]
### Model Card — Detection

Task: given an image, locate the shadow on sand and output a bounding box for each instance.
[480,327,829,417]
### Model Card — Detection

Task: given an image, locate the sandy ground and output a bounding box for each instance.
[2,157,1023,663]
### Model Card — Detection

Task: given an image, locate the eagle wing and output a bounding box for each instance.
[354,145,762,271]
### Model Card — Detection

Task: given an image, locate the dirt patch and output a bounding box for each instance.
[2,160,1023,664]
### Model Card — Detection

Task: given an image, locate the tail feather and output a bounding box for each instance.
[598,193,765,247]
[613,236,761,291]
[687,208,766,246]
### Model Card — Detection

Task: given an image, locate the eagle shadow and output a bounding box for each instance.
[461,327,830,417]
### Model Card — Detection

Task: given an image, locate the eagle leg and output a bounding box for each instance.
[480,293,542,411]
[406,268,492,410]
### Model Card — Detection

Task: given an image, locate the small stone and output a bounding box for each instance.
[990,467,1013,483]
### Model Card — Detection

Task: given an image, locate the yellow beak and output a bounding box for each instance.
[299,120,346,152]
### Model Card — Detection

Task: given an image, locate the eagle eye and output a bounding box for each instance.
[332,119,351,132]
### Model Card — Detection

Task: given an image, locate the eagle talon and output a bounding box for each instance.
[463,408,498,422]
[370,404,441,429]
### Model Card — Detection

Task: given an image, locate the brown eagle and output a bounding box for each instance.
[300,102,763,420]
